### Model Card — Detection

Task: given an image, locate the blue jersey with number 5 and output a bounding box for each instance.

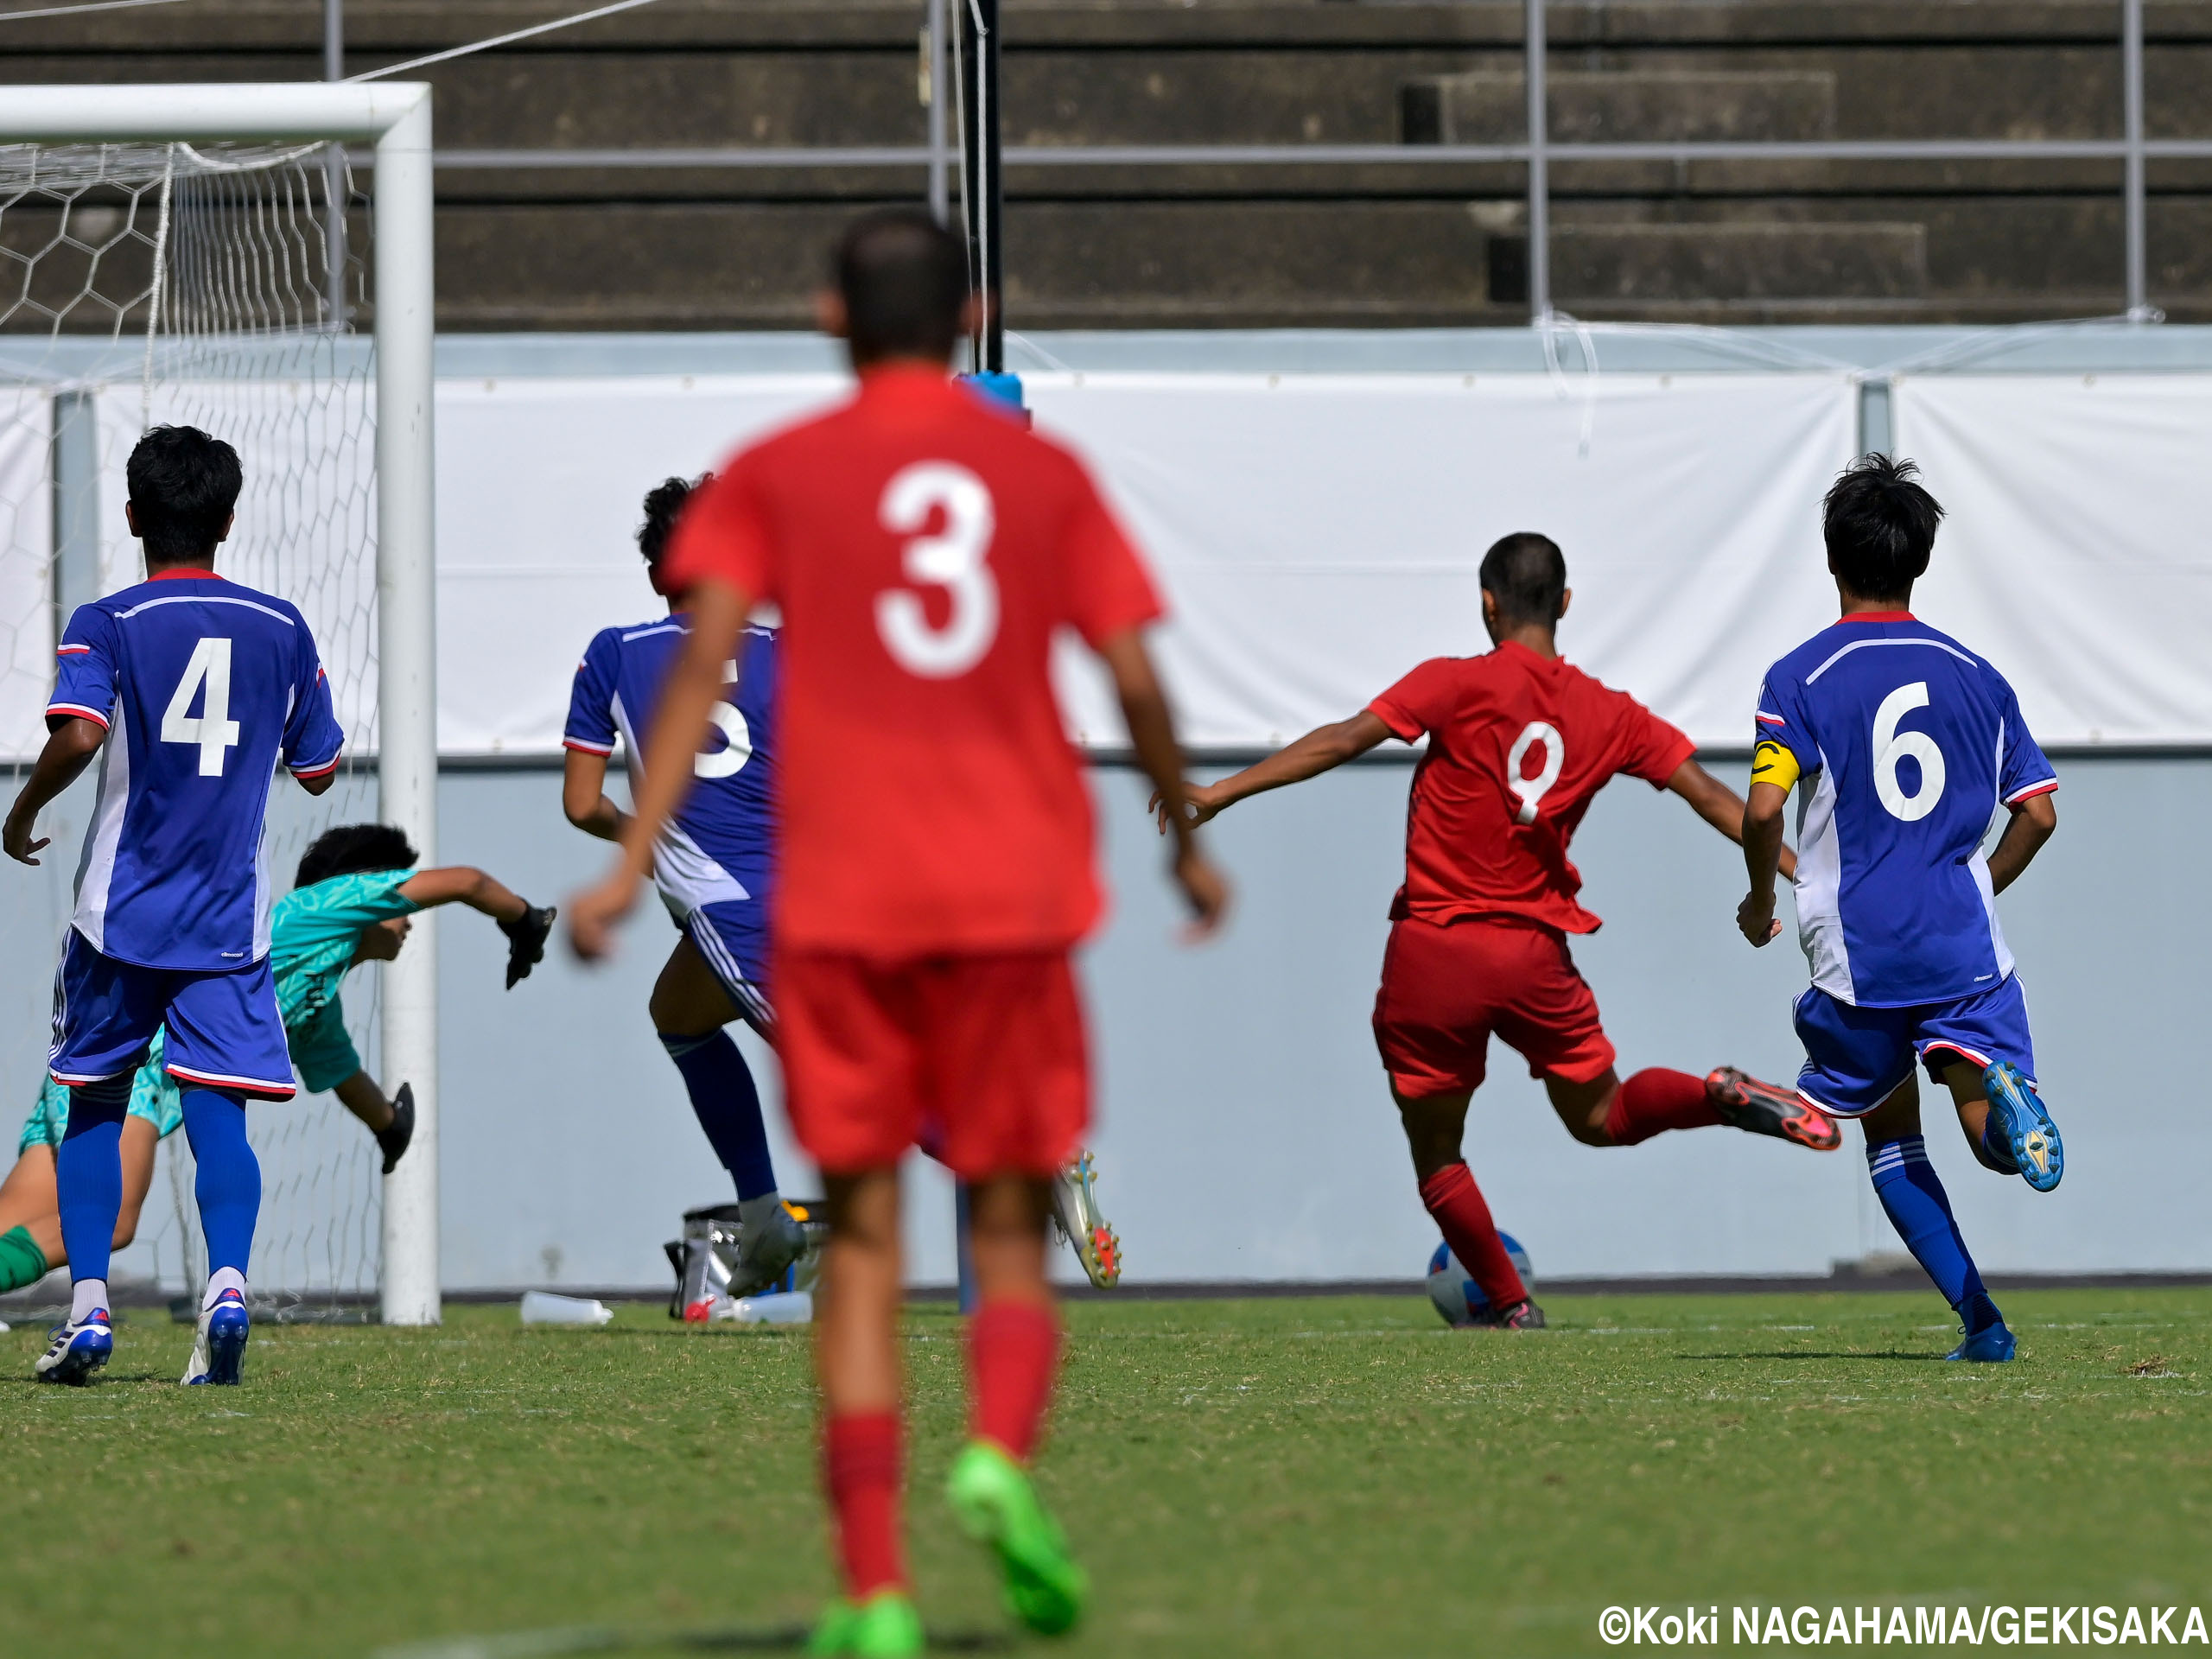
[1755,613,2056,1008]
[563,615,777,920]
[48,573,343,971]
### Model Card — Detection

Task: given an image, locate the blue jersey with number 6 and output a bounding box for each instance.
[48,573,344,972]
[1755,613,2056,1008]
[563,615,777,920]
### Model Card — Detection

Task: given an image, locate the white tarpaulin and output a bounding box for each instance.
[430,371,1859,756]
[0,391,51,761]
[1892,374,2212,747]
[13,368,2209,760]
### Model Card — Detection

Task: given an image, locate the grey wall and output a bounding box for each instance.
[4,751,2202,1292]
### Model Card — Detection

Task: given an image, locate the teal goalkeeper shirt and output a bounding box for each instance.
[269,868,423,1093]
[22,867,421,1144]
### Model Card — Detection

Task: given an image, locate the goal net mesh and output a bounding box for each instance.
[0,140,386,1317]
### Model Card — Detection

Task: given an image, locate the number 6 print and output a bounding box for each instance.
[876,461,999,677]
[1872,681,1946,822]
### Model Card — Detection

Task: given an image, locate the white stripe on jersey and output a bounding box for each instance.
[1803,634,1980,684]
[1792,746,1857,1005]
[114,592,295,626]
[72,699,132,953]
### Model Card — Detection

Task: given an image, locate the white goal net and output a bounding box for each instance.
[1,138,388,1316]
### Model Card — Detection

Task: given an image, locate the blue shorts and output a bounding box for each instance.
[49,929,296,1101]
[684,899,773,1036]
[1793,975,2037,1118]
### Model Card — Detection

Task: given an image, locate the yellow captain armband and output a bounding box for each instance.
[1751,739,1801,793]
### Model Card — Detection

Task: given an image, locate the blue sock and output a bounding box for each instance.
[180,1087,259,1277]
[1867,1135,2003,1335]
[658,1031,777,1200]
[56,1073,131,1287]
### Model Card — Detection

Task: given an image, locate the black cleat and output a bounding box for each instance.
[378,1082,416,1175]
[1706,1066,1841,1152]
[1474,1299,1547,1331]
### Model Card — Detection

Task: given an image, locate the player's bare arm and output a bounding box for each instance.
[397,864,531,925]
[561,748,629,842]
[296,766,338,798]
[1738,779,1790,945]
[568,573,750,959]
[1983,790,2056,893]
[1099,627,1229,936]
[1666,759,1798,882]
[1153,709,1392,832]
[3,715,106,865]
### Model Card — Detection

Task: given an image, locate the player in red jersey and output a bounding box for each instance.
[1160,532,1837,1330]
[567,211,1226,1656]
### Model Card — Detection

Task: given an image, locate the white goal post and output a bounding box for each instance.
[0,84,441,1326]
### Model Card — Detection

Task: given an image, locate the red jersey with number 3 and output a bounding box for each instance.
[1367,641,1694,935]
[659,366,1162,955]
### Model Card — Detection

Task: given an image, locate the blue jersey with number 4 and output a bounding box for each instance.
[48,573,344,971]
[563,615,777,920]
[1756,613,2056,1008]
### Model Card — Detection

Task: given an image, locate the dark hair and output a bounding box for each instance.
[638,474,707,592]
[834,209,968,365]
[1478,532,1568,628]
[126,424,242,565]
[296,823,418,890]
[1822,454,1943,601]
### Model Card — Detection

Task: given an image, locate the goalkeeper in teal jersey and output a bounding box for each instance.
[0,823,555,1294]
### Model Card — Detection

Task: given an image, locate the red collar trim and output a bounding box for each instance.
[1838,610,1914,623]
[149,567,221,582]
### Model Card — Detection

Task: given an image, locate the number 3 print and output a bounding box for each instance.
[875,461,999,678]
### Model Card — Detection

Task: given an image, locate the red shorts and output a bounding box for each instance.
[1371,914,1616,1098]
[774,948,1090,1179]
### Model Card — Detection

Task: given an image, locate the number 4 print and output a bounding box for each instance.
[162,636,242,777]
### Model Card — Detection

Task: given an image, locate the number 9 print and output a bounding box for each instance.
[876,461,999,678]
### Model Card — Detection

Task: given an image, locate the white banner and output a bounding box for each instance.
[1892,373,2212,747]
[0,391,50,761]
[13,369,2208,760]
[429,371,1859,756]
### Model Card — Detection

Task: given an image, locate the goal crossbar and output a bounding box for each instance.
[0,83,442,1327]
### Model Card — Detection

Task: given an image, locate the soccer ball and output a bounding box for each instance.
[1426,1233,1533,1327]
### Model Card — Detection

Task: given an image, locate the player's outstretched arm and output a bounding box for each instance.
[1152,710,1391,835]
[1738,780,1791,946]
[1666,760,1798,881]
[1098,628,1229,938]
[562,750,628,842]
[1984,791,2056,894]
[568,574,750,959]
[397,866,556,988]
[3,717,105,866]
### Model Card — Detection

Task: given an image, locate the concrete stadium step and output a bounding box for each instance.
[1401,71,1839,147]
[2,0,2210,326]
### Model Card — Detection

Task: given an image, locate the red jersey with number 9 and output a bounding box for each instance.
[659,366,1162,955]
[1366,640,1694,935]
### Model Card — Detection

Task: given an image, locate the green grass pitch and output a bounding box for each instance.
[3,1288,2207,1656]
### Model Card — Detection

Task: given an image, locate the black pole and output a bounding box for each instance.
[957,0,1005,372]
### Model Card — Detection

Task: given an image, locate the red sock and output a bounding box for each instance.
[968,1299,1060,1462]
[823,1412,906,1599]
[1418,1162,1527,1310]
[1604,1067,1723,1145]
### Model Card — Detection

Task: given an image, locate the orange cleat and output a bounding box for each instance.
[1706,1066,1842,1152]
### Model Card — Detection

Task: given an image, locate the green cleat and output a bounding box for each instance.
[945,1440,1088,1637]
[807,1589,925,1656]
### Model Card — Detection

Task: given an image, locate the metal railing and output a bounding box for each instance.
[352,0,2201,322]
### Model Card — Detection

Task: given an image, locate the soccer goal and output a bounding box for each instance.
[0,85,440,1326]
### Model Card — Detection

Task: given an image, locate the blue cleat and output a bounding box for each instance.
[35,1309,113,1385]
[1982,1062,2063,1192]
[182,1288,251,1386]
[1946,1321,2018,1363]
